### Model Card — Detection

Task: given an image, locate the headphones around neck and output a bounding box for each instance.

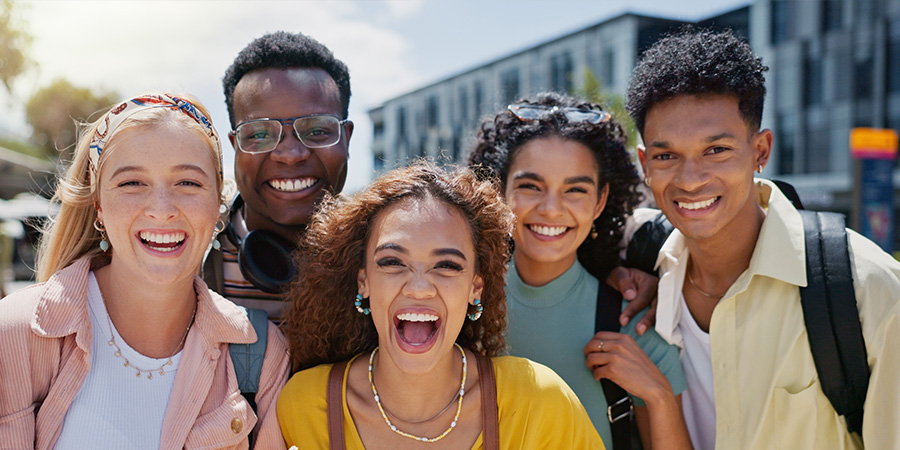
[224,195,299,294]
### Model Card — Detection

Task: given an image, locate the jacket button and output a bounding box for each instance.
[231,418,242,433]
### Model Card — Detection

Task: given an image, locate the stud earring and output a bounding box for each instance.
[94,218,109,252]
[468,299,483,321]
[355,294,370,315]
[590,224,599,240]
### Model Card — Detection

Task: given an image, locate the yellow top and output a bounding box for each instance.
[277,355,604,449]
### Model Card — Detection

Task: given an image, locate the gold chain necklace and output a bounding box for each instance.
[687,270,725,299]
[368,343,466,443]
[100,283,196,379]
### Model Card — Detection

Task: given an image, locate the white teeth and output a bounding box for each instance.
[139,231,185,244]
[396,312,439,322]
[529,225,567,237]
[269,178,315,192]
[678,197,717,210]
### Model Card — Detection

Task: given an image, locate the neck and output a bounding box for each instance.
[513,251,577,287]
[369,346,466,422]
[685,202,766,294]
[94,263,197,358]
[242,208,305,243]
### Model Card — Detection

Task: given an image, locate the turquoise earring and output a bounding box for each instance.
[355,294,370,315]
[468,299,483,321]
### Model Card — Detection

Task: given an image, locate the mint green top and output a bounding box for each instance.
[505,259,686,445]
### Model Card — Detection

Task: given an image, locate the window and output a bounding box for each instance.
[500,68,520,105]
[854,57,873,100]
[805,125,830,173]
[549,52,574,93]
[600,49,615,88]
[822,0,843,32]
[426,95,439,128]
[458,86,469,123]
[804,57,823,106]
[776,113,797,174]
[833,48,851,101]
[771,0,794,45]
[889,21,900,93]
[474,81,484,118]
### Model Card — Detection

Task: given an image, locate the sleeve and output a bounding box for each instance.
[276,365,333,449]
[250,321,290,450]
[621,303,687,407]
[495,357,605,449]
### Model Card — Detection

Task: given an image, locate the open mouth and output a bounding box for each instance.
[139,231,185,253]
[528,224,569,237]
[677,197,719,211]
[268,178,317,192]
[394,312,440,346]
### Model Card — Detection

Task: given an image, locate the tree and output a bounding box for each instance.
[25,78,118,160]
[575,69,638,151]
[0,0,32,94]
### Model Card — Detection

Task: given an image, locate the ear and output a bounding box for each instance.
[343,120,354,144]
[357,267,369,298]
[637,144,649,175]
[754,129,773,171]
[228,132,237,151]
[95,203,104,224]
[594,183,609,220]
[469,274,484,305]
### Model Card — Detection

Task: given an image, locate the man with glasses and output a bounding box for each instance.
[204,31,353,321]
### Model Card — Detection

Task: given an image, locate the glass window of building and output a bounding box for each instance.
[549,51,574,94]
[501,67,521,105]
[600,49,615,88]
[889,20,900,93]
[833,48,851,101]
[426,95,440,129]
[806,125,830,173]
[474,81,484,118]
[458,86,469,123]
[854,57,873,100]
[804,57,824,106]
[771,0,795,44]
[776,113,797,174]
[822,0,844,32]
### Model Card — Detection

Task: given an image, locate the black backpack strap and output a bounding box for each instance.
[595,283,633,450]
[625,212,674,275]
[230,306,270,413]
[798,210,868,435]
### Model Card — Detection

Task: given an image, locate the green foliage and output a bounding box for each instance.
[25,78,118,160]
[0,137,41,158]
[575,69,638,150]
[0,0,32,93]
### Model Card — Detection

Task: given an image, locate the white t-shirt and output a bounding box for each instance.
[679,293,716,450]
[54,272,181,450]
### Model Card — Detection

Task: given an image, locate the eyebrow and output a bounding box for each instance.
[109,164,211,178]
[649,132,739,150]
[512,172,596,185]
[374,243,467,260]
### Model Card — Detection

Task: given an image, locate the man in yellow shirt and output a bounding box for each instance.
[627,30,900,449]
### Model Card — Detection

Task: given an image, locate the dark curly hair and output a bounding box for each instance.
[468,92,642,281]
[283,160,515,372]
[222,31,351,127]
[626,28,768,135]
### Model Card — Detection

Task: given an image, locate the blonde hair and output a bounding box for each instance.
[36,93,224,282]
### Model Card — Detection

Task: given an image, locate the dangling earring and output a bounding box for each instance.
[94,218,109,252]
[643,177,651,187]
[468,299,483,321]
[210,219,225,251]
[355,294,370,315]
[590,224,599,240]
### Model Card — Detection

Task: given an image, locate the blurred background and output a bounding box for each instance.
[1,0,898,294]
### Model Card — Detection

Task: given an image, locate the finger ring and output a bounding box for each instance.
[598,340,605,352]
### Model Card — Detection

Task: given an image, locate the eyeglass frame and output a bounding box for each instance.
[229,114,352,154]
[507,103,611,125]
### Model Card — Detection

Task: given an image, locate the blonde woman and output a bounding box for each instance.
[0,93,288,449]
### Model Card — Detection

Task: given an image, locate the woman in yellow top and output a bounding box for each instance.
[278,161,604,449]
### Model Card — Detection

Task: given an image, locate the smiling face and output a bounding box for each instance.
[230,67,353,240]
[96,124,220,287]
[505,137,608,280]
[639,94,771,244]
[357,196,483,375]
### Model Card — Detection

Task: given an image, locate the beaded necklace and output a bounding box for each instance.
[368,343,467,443]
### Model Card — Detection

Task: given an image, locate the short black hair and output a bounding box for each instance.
[222,31,351,128]
[468,92,642,280]
[626,29,768,135]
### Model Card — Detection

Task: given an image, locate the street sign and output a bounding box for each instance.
[851,128,898,252]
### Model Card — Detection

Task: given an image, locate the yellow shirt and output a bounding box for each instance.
[654,179,900,449]
[277,355,604,449]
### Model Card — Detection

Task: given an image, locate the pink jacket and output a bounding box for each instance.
[0,257,289,449]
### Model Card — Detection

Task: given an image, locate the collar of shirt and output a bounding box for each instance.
[653,179,809,347]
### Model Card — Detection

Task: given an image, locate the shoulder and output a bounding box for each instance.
[277,363,335,446]
[845,230,900,338]
[0,283,44,339]
[491,356,580,403]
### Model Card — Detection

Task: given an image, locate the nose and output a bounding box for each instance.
[146,187,178,221]
[269,122,312,164]
[402,270,437,300]
[673,157,711,193]
[535,191,565,218]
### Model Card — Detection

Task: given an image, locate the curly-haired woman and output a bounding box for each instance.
[469,92,691,449]
[278,161,603,448]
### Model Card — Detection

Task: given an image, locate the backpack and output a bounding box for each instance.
[230,306,269,413]
[622,182,869,436]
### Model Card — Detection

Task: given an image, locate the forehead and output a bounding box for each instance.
[103,125,218,173]
[644,94,749,144]
[510,137,599,179]
[232,67,342,122]
[367,197,474,254]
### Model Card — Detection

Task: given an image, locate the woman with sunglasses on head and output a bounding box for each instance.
[0,93,289,449]
[278,161,604,449]
[469,92,691,449]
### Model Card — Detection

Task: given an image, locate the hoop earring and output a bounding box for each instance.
[210,219,225,251]
[355,294,370,315]
[590,224,599,240]
[643,177,651,187]
[757,164,763,174]
[467,299,483,321]
[93,218,109,252]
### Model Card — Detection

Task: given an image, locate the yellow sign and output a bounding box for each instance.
[851,127,899,159]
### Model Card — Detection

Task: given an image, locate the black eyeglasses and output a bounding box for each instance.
[507,104,611,125]
[230,114,351,154]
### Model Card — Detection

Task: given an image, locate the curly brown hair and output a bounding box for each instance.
[283,160,515,372]
[468,92,642,280]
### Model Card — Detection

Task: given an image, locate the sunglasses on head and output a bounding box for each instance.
[507,103,611,124]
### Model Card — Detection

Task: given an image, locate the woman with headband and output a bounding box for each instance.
[0,93,289,449]
[469,92,691,449]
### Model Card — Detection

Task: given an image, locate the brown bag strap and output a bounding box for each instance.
[327,360,349,450]
[476,353,499,450]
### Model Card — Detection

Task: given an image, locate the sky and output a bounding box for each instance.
[0,0,750,192]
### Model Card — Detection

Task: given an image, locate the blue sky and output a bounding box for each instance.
[1,0,749,191]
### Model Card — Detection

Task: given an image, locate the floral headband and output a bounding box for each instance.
[88,94,221,188]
